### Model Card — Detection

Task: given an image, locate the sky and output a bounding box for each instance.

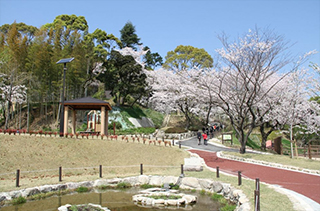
[0,0,319,68]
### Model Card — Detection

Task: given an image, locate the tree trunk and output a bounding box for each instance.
[5,101,11,129]
[259,123,274,151]
[294,139,299,157]
[19,103,22,129]
[240,139,247,154]
[27,95,30,131]
[235,128,247,154]
[205,105,212,126]
[130,94,142,107]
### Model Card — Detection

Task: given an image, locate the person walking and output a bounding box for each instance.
[197,130,202,145]
[202,133,208,146]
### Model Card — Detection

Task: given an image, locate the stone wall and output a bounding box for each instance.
[154,130,196,140]
[0,175,250,211]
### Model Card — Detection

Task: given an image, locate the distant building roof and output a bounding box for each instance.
[63,97,112,110]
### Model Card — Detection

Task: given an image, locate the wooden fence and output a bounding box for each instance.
[297,144,320,159]
[2,164,184,188]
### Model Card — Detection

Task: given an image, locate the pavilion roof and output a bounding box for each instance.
[63,97,112,110]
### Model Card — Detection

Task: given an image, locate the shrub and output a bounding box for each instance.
[140,184,155,189]
[211,193,224,200]
[200,189,206,195]
[220,204,237,211]
[116,182,131,189]
[75,186,89,193]
[12,196,26,205]
[169,183,179,190]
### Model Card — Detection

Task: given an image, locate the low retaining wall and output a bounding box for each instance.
[0,175,250,211]
[154,130,196,140]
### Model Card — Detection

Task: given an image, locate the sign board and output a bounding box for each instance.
[223,134,232,140]
[222,133,233,145]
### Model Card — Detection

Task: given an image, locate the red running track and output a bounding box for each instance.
[189,149,320,204]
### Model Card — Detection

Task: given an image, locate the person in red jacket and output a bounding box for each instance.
[202,133,208,145]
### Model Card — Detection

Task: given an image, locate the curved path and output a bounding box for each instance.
[180,138,320,205]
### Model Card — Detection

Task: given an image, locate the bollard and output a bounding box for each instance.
[216,166,219,178]
[59,166,62,182]
[254,190,260,211]
[16,169,20,187]
[181,164,184,175]
[99,165,102,178]
[172,139,175,146]
[179,141,181,148]
[140,163,143,175]
[255,178,260,191]
[238,171,242,186]
[255,178,260,211]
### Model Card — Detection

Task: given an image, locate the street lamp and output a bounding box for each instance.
[56,58,74,137]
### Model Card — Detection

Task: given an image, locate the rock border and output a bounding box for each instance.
[58,203,110,211]
[218,152,320,175]
[132,188,197,207]
[0,175,250,211]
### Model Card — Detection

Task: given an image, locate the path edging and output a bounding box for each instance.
[218,152,320,175]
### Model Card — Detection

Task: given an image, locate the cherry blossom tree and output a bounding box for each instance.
[263,67,320,156]
[211,28,303,154]
[145,66,205,129]
[0,73,27,128]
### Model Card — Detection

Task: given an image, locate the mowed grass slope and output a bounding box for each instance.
[0,134,189,192]
[0,134,297,211]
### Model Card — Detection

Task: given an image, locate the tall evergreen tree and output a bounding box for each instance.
[120,21,141,50]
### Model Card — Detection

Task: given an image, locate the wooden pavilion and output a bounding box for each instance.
[62,97,112,135]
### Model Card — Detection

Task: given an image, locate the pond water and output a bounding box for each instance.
[1,188,221,211]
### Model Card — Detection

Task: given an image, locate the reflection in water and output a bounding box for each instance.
[1,188,221,211]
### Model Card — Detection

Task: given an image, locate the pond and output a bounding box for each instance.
[1,188,222,211]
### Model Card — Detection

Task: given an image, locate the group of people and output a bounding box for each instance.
[197,124,221,146]
[197,130,208,145]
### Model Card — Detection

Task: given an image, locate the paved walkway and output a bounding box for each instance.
[179,137,320,209]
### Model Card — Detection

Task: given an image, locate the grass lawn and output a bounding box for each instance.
[0,134,295,211]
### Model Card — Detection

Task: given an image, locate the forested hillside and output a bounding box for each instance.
[1,14,320,154]
[0,15,163,130]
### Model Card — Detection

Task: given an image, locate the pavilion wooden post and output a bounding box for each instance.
[63,106,69,135]
[101,106,106,135]
[106,108,109,135]
[71,110,76,134]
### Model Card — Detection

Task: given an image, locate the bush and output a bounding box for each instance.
[97,185,114,190]
[75,186,89,193]
[140,184,156,189]
[220,204,237,211]
[169,183,179,190]
[12,196,26,205]
[200,189,206,195]
[116,182,131,189]
[211,193,224,200]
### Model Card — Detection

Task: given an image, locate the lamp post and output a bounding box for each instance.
[56,58,74,137]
